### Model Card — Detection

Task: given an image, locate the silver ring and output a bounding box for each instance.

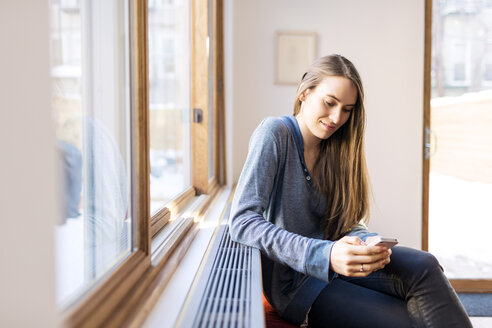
[360,264,364,272]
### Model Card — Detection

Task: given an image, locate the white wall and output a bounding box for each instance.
[0,1,59,327]
[225,0,424,248]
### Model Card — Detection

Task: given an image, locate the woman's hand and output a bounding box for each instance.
[329,236,391,277]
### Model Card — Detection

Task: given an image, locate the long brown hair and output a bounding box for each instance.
[294,54,370,240]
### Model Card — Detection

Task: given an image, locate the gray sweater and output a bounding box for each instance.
[229,115,376,324]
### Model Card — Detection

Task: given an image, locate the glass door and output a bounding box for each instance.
[428,0,492,282]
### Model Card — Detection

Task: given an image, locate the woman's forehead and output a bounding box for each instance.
[315,76,358,104]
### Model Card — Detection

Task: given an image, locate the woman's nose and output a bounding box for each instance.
[329,106,342,124]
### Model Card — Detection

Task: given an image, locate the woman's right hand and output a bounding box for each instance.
[329,236,391,277]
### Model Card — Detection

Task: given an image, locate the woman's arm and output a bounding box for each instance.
[229,118,336,283]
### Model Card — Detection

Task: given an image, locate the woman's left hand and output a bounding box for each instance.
[330,236,392,277]
[362,235,392,272]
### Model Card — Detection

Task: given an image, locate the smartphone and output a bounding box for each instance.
[367,237,399,248]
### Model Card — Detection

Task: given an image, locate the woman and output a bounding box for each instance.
[229,54,471,327]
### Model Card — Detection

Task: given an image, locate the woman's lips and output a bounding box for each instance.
[320,121,336,131]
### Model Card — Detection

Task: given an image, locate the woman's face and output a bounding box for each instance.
[296,76,358,146]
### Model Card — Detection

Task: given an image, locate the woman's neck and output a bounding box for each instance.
[295,114,321,153]
[295,115,320,173]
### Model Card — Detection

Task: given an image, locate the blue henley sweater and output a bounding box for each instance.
[229,115,376,324]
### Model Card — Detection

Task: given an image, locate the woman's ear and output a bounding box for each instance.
[299,89,311,101]
[299,90,308,102]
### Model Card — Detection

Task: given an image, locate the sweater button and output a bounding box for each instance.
[306,176,311,181]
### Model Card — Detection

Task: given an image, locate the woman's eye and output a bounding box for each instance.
[343,107,353,112]
[325,101,335,107]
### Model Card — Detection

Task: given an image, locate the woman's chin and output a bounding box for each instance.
[315,131,334,140]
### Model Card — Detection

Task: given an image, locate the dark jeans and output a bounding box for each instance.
[308,247,472,328]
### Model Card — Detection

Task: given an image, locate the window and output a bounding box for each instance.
[51,0,149,326]
[51,0,132,306]
[426,0,492,291]
[148,0,192,215]
[148,0,224,237]
[50,0,225,326]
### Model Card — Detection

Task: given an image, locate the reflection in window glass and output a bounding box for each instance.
[50,0,132,306]
[149,0,191,214]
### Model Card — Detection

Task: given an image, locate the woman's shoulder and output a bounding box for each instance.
[255,116,291,140]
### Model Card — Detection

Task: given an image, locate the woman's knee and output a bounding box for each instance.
[414,251,441,272]
[391,247,442,273]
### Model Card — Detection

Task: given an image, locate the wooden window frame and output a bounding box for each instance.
[191,0,211,195]
[62,0,226,326]
[422,0,492,293]
[191,0,225,196]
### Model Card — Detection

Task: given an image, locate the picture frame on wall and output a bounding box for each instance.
[275,31,317,85]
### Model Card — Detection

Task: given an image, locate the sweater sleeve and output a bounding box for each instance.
[345,223,378,242]
[229,118,335,282]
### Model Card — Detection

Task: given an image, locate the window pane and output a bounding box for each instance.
[149,0,191,213]
[51,0,132,306]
